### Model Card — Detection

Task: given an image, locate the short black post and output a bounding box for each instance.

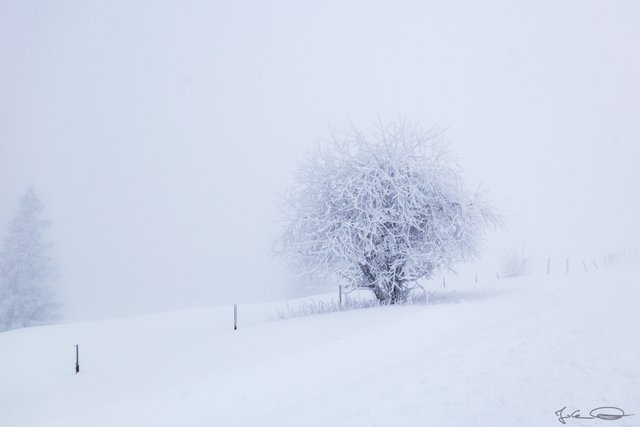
[233,304,237,330]
[75,345,79,374]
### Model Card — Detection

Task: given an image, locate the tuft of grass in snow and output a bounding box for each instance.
[273,290,433,320]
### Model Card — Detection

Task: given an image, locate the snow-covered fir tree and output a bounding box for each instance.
[0,188,58,331]
[280,121,499,304]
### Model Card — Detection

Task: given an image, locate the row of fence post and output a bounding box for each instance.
[439,248,638,288]
[73,248,636,374]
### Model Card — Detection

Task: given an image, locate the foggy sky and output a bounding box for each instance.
[1,0,639,320]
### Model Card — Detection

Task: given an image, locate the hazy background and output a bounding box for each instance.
[1,0,638,320]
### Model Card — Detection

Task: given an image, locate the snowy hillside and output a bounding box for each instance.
[1,261,639,427]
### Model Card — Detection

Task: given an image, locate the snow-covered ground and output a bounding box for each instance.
[1,261,639,427]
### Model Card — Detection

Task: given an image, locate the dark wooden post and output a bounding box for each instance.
[75,345,79,374]
[233,304,237,330]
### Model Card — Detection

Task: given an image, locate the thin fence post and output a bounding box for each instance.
[233,304,237,331]
[339,285,342,306]
[442,277,446,288]
[566,258,569,274]
[547,257,551,275]
[75,345,79,374]
[475,272,478,284]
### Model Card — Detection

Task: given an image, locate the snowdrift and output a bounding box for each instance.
[1,262,639,427]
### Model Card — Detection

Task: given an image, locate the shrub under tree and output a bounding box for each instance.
[280,121,499,304]
[0,188,58,331]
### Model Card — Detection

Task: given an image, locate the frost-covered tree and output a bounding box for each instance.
[0,188,58,331]
[280,121,499,304]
